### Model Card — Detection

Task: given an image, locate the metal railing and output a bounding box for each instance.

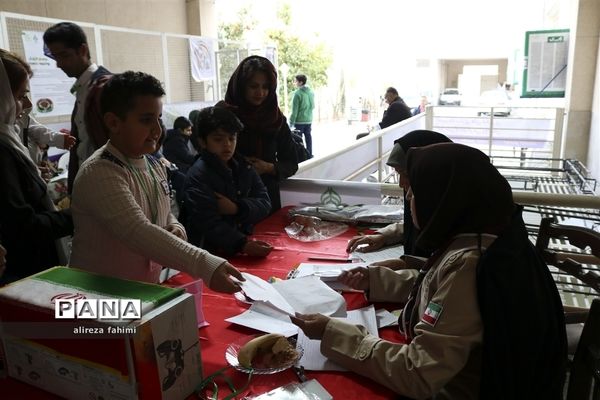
[295,105,566,183]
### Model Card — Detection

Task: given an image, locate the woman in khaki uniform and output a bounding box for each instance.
[292,143,566,400]
[346,129,451,265]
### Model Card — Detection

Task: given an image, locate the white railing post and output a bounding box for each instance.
[0,13,8,49]
[377,135,383,182]
[94,26,104,65]
[488,110,494,156]
[425,105,434,130]
[214,50,220,100]
[553,107,565,162]
[161,34,171,103]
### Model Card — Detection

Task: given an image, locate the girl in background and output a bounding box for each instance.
[218,55,298,211]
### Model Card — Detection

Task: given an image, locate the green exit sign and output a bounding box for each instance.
[548,36,565,43]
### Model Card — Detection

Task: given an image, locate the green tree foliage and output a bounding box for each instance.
[219,6,256,43]
[218,2,332,105]
[266,3,332,97]
[217,7,256,98]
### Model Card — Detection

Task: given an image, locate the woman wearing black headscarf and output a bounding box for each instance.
[347,130,451,263]
[215,55,298,211]
[293,143,566,400]
[0,49,73,284]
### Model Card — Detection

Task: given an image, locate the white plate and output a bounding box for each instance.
[225,334,303,374]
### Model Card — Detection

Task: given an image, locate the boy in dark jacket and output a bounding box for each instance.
[180,107,273,257]
[163,116,196,173]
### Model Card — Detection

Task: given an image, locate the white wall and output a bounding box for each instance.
[587,39,600,182]
[0,0,190,34]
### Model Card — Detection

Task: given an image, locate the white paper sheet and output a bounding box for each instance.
[288,263,368,292]
[375,308,400,328]
[226,274,348,334]
[352,245,405,264]
[289,263,367,280]
[272,276,347,317]
[238,272,295,316]
[225,303,298,337]
[297,305,379,371]
[250,379,333,400]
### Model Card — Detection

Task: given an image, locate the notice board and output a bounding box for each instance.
[522,29,569,98]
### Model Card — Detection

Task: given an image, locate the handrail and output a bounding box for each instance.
[296,113,425,175]
[285,178,600,210]
[297,105,566,183]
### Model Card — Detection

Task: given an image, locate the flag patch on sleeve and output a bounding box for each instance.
[421,301,443,326]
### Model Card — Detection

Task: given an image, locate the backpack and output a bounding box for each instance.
[290,129,311,162]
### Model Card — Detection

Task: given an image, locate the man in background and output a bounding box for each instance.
[378,87,412,129]
[356,87,412,140]
[289,74,315,157]
[44,22,111,192]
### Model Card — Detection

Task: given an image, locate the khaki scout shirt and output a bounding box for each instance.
[375,222,404,246]
[321,234,497,400]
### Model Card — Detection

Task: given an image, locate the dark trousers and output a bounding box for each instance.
[294,123,313,156]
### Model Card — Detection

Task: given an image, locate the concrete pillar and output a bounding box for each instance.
[563,0,600,163]
[186,0,217,37]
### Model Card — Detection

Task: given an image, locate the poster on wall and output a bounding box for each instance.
[189,37,215,82]
[21,30,75,117]
[522,29,569,98]
[264,46,276,65]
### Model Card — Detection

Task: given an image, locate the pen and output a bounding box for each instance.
[307,256,352,262]
[293,365,307,382]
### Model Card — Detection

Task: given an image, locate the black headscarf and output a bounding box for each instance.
[386,130,452,256]
[407,143,514,252]
[387,130,452,171]
[221,55,285,136]
[406,143,567,399]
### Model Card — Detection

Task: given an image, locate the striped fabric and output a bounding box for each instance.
[0,267,181,314]
[70,142,226,284]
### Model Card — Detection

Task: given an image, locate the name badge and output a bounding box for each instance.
[160,179,171,196]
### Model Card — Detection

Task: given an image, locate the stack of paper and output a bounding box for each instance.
[249,379,332,400]
[226,273,347,336]
[351,244,404,264]
[288,262,369,291]
[296,305,379,371]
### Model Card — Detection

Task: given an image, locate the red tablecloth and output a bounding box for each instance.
[0,207,405,399]
[166,207,405,399]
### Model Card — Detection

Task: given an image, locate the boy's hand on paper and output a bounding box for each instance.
[243,240,273,257]
[338,267,370,291]
[370,258,407,270]
[215,193,239,215]
[290,313,330,340]
[209,262,245,294]
[165,224,186,240]
[346,234,385,253]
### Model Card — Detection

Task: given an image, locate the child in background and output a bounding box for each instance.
[70,71,243,293]
[163,116,196,173]
[180,106,272,257]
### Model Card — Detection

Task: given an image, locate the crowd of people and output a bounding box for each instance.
[0,23,299,288]
[0,20,569,400]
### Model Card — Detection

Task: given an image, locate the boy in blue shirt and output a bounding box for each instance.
[180,106,273,257]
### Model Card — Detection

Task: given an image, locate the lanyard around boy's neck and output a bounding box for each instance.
[126,156,159,224]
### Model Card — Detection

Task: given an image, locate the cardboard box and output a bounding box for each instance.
[0,267,203,400]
